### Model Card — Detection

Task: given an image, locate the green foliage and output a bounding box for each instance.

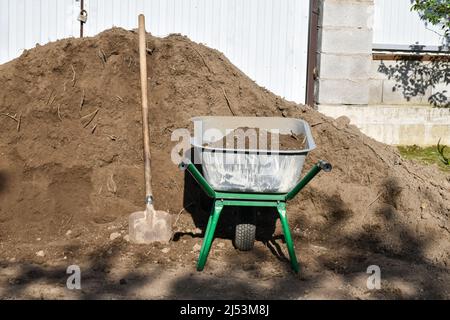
[411,0,450,39]
[437,138,450,165]
[398,143,450,172]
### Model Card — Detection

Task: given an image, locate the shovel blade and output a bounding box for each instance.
[129,209,173,244]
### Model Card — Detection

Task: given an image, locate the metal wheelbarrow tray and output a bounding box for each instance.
[180,116,332,272]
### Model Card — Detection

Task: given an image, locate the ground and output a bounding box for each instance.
[0,28,449,300]
[1,204,449,300]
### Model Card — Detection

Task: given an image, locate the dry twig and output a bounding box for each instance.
[71,65,77,86]
[170,202,194,241]
[48,94,56,107]
[105,134,118,141]
[98,49,107,65]
[222,88,236,116]
[0,113,22,132]
[126,56,134,68]
[107,174,117,194]
[1,113,19,122]
[57,104,63,121]
[16,114,21,132]
[403,165,425,182]
[46,90,55,105]
[311,121,324,127]
[81,108,99,128]
[79,89,85,111]
[191,45,214,74]
[1,113,22,132]
[367,192,383,208]
[362,139,387,164]
[290,130,299,140]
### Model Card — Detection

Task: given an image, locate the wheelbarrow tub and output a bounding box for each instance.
[191,116,316,193]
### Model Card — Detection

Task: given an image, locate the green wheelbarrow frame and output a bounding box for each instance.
[179,160,332,273]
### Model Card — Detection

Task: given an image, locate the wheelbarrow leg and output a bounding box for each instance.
[277,202,299,273]
[197,200,223,271]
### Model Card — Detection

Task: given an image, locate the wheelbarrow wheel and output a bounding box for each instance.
[234,209,256,251]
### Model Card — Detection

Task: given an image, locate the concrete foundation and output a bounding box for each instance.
[319,104,450,145]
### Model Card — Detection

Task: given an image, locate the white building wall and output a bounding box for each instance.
[373,0,448,49]
[0,0,310,104]
[0,0,79,63]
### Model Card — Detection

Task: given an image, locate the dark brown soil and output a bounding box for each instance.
[205,127,306,150]
[0,28,449,299]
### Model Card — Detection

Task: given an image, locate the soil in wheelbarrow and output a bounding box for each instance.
[0,28,449,299]
[205,127,306,150]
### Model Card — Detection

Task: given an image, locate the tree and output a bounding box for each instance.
[411,0,450,43]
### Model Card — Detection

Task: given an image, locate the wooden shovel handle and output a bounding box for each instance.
[138,14,153,203]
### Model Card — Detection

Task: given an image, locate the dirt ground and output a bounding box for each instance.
[0,28,449,299]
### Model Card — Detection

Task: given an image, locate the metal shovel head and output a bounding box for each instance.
[129,205,173,244]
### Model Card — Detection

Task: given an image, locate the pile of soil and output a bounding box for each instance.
[0,28,449,278]
[205,127,306,150]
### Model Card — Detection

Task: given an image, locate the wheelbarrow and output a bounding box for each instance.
[179,116,332,273]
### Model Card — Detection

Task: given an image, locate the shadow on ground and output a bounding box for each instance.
[0,170,8,194]
[1,178,449,299]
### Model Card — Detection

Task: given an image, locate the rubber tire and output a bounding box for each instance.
[234,210,256,251]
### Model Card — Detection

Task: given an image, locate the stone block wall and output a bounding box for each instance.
[317,0,373,106]
[316,0,450,146]
[370,59,449,106]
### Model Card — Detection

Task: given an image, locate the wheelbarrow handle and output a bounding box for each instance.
[285,160,332,201]
[318,160,333,172]
[179,159,216,198]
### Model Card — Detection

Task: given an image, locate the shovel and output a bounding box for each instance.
[129,14,172,244]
